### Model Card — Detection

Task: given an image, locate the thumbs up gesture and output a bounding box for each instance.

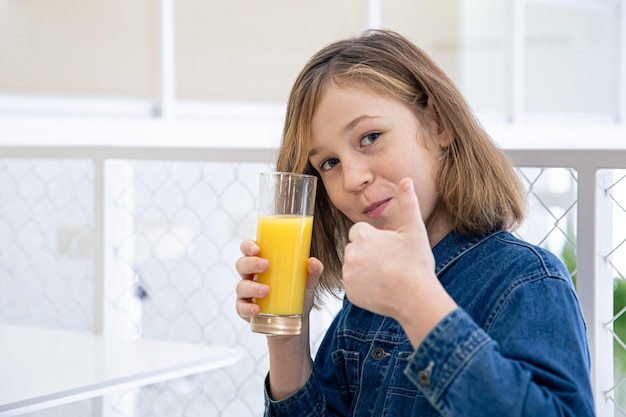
[342,178,457,343]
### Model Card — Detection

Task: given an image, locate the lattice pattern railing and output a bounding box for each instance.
[1,152,625,416]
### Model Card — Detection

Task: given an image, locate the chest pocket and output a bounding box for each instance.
[331,349,360,403]
[380,351,432,416]
[388,351,421,396]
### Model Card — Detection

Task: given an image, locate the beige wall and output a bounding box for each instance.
[0,1,459,103]
[0,1,618,116]
[0,0,157,97]
[176,0,368,101]
[381,0,460,83]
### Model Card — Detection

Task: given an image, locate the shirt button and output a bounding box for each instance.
[372,347,385,360]
[418,361,435,386]
[418,369,431,386]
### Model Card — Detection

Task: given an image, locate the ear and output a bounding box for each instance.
[426,97,453,148]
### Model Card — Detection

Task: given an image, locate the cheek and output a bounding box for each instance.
[326,187,346,211]
[413,178,439,220]
[321,178,342,206]
[323,182,356,219]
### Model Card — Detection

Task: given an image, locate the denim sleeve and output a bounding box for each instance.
[264,306,348,417]
[404,277,595,416]
[263,370,326,417]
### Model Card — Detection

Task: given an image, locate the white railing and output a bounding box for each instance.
[1,116,626,416]
[505,150,622,416]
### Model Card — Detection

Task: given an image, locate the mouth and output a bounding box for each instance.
[363,198,391,220]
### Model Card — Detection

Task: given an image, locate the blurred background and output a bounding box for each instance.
[1,0,625,416]
[0,0,621,118]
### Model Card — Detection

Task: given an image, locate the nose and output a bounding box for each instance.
[342,157,372,193]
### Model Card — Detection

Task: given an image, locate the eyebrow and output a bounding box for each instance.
[343,115,378,135]
[308,115,379,159]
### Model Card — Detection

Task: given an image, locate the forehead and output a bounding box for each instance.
[311,82,416,133]
[308,84,430,157]
[318,79,392,103]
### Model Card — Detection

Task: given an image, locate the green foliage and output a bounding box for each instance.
[559,238,626,339]
[614,279,626,343]
[559,239,626,339]
[613,278,626,408]
[560,237,626,407]
[560,241,577,287]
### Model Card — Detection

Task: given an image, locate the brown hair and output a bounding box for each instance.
[276,29,526,301]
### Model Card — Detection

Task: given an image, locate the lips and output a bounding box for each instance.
[363,198,391,220]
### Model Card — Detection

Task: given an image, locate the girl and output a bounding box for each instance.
[235,29,594,416]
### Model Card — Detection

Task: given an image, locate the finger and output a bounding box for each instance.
[235,255,269,279]
[235,280,269,319]
[236,278,270,300]
[240,239,261,256]
[396,177,425,234]
[235,299,260,320]
[348,221,375,243]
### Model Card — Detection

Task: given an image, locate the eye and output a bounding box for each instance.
[320,157,340,172]
[360,132,380,147]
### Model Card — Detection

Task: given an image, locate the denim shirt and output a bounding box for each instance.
[264,230,595,416]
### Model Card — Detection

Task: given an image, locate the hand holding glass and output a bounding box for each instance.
[250,172,317,336]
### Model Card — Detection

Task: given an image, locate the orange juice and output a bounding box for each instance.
[254,215,314,315]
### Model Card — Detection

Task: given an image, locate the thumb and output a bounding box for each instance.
[302,257,323,316]
[396,177,425,234]
[306,257,323,291]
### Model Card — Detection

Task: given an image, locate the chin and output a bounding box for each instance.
[370,218,397,231]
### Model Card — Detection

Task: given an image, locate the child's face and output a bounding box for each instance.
[308,83,446,232]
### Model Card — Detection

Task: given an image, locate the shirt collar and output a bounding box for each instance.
[432,229,503,277]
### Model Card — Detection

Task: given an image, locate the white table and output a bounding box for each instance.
[0,324,242,416]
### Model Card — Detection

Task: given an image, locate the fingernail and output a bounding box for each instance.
[403,178,414,192]
[257,285,269,297]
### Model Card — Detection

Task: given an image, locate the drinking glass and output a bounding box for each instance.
[250,172,317,336]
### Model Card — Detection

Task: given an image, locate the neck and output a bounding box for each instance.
[426,211,453,248]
